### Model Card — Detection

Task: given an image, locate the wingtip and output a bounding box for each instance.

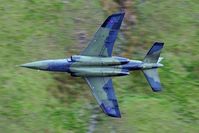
[154,42,164,46]
[106,113,121,118]
[104,109,121,118]
[100,103,121,118]
[151,85,162,92]
[101,11,125,30]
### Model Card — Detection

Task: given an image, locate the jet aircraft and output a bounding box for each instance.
[21,12,164,118]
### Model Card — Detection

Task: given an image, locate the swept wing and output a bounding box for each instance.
[85,77,121,117]
[81,12,125,57]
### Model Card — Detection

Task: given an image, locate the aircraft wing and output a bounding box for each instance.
[81,12,125,57]
[85,77,121,117]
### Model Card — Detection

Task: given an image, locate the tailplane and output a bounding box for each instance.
[142,42,164,92]
[143,69,162,92]
[144,42,164,63]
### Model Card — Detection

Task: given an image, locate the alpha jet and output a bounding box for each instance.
[21,12,164,118]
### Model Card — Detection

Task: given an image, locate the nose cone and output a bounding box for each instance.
[20,61,49,70]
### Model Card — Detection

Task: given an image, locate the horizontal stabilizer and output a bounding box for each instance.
[142,69,162,92]
[144,42,164,63]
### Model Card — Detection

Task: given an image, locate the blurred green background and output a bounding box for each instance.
[0,0,198,133]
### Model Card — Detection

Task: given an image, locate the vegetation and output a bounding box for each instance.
[0,0,198,132]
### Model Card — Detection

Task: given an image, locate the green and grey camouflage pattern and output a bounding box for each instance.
[21,12,164,118]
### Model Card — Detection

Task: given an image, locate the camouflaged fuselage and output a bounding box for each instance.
[20,55,163,77]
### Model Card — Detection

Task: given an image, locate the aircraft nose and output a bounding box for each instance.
[20,61,49,70]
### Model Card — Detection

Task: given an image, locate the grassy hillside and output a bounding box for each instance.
[0,0,198,133]
[96,0,199,132]
[0,0,103,132]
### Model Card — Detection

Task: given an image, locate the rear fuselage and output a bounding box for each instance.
[20,55,163,77]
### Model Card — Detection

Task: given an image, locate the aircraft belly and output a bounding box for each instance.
[70,66,129,77]
[70,55,129,66]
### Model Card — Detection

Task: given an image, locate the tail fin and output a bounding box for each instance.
[143,69,162,92]
[144,42,164,63]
